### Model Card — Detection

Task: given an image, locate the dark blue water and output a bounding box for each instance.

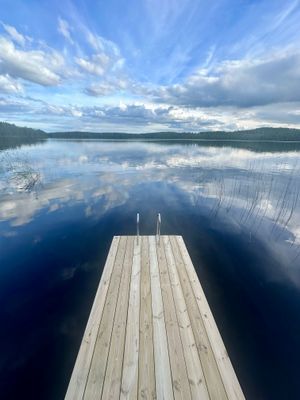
[1,140,300,399]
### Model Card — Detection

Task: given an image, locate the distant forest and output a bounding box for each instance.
[49,127,300,141]
[1,122,300,150]
[0,122,45,150]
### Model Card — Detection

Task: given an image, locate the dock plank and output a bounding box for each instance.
[138,236,156,399]
[169,236,228,399]
[66,235,244,400]
[156,238,192,400]
[65,236,120,400]
[175,236,245,400]
[149,236,174,400]
[120,238,141,399]
[101,236,134,399]
[83,236,128,400]
[163,236,210,400]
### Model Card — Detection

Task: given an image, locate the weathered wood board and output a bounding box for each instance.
[65,235,245,400]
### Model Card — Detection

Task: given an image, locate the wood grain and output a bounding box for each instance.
[175,236,245,400]
[120,238,141,399]
[101,236,134,399]
[169,236,228,399]
[65,235,244,400]
[83,236,128,399]
[163,236,210,400]
[138,236,156,399]
[65,236,120,400]
[149,236,174,400]
[156,237,191,400]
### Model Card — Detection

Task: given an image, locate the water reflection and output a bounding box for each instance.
[0,140,300,399]
[1,142,300,259]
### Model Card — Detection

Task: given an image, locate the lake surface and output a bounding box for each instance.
[1,139,300,399]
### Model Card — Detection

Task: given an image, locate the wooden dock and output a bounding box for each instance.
[65,235,245,399]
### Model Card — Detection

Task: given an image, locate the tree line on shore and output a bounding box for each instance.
[1,121,300,144]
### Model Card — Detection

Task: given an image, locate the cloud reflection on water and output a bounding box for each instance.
[0,140,299,266]
[1,140,300,400]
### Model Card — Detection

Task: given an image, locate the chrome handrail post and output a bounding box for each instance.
[156,213,161,244]
[136,213,140,245]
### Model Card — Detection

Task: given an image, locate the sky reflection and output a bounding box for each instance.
[1,141,299,252]
[1,140,300,399]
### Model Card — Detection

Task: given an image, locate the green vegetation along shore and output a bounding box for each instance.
[1,121,300,150]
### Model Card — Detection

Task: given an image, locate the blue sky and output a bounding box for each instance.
[0,0,300,132]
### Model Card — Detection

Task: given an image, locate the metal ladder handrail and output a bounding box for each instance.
[136,213,140,244]
[156,213,161,244]
[136,213,161,244]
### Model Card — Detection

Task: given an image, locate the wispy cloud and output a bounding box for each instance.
[85,78,128,96]
[1,23,27,46]
[57,17,74,45]
[76,54,109,76]
[0,74,23,93]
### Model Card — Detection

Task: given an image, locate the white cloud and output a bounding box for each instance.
[75,32,126,100]
[152,49,300,108]
[79,155,88,163]
[85,78,128,96]
[85,82,114,96]
[41,104,82,117]
[0,36,65,86]
[75,54,109,76]
[74,26,126,91]
[84,31,120,57]
[2,23,26,46]
[0,74,23,93]
[2,94,300,133]
[57,17,74,45]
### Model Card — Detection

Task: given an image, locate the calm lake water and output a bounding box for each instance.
[1,139,300,399]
